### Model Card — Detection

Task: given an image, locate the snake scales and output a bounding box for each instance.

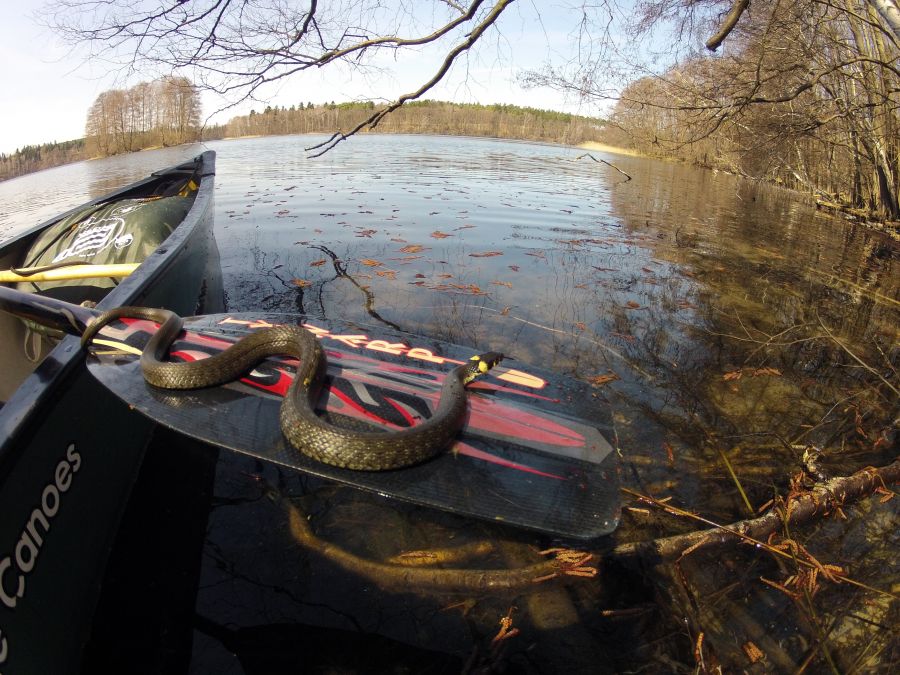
[81,307,503,471]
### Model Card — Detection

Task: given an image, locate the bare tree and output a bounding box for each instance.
[524,1,900,219]
[45,0,517,154]
[84,77,202,156]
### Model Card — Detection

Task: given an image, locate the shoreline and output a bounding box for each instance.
[577,141,644,158]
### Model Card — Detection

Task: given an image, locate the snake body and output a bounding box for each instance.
[81,307,503,471]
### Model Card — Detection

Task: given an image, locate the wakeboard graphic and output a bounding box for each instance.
[87,312,620,539]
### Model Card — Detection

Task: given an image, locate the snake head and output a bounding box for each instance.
[467,351,504,379]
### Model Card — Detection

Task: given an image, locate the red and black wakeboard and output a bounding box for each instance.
[87,312,620,540]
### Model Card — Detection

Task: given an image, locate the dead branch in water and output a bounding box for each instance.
[576,153,632,181]
[613,459,899,572]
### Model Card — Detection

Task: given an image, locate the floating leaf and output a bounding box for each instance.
[500,306,511,316]
[291,279,312,288]
[742,642,764,665]
[399,244,427,253]
[356,229,377,238]
[455,223,476,230]
[589,373,619,386]
[376,270,397,280]
[751,367,782,377]
[723,370,743,381]
[469,251,503,258]
[575,322,587,331]
[663,442,675,466]
[430,230,453,239]
[491,280,513,288]
[360,259,383,267]
[625,301,641,309]
[309,259,327,267]
[391,237,407,243]
[508,265,520,272]
[525,251,546,258]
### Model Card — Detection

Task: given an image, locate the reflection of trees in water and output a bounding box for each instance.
[194,458,655,674]
[211,144,897,673]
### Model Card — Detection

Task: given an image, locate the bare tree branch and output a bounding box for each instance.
[305,0,515,155]
[705,0,751,51]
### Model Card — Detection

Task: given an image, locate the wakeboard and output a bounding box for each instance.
[86,312,620,539]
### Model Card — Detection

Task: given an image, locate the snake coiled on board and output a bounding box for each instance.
[81,307,503,471]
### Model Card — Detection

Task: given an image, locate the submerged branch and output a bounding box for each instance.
[613,459,900,569]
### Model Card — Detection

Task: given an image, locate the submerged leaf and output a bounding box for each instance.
[589,373,619,386]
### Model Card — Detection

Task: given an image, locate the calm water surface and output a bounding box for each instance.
[2,135,897,672]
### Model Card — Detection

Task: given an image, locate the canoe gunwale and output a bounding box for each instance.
[0,151,219,675]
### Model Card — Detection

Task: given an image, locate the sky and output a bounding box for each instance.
[0,2,633,156]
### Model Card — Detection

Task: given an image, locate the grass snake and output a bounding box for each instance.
[81,306,503,471]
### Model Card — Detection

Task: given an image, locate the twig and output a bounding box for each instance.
[575,153,632,181]
[816,311,899,397]
[306,0,515,156]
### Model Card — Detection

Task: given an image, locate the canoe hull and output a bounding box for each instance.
[0,151,221,675]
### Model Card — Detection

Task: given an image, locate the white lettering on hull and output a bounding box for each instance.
[0,444,82,666]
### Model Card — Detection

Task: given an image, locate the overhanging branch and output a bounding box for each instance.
[705,0,751,51]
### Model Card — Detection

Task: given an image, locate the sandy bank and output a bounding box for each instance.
[578,141,643,157]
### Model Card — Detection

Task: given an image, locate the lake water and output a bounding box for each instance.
[2,135,897,672]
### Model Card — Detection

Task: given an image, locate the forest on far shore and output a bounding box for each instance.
[0,99,605,182]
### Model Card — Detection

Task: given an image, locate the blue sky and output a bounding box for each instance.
[0,2,633,155]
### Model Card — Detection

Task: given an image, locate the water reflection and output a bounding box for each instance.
[3,135,895,672]
[0,144,204,240]
[201,134,896,672]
